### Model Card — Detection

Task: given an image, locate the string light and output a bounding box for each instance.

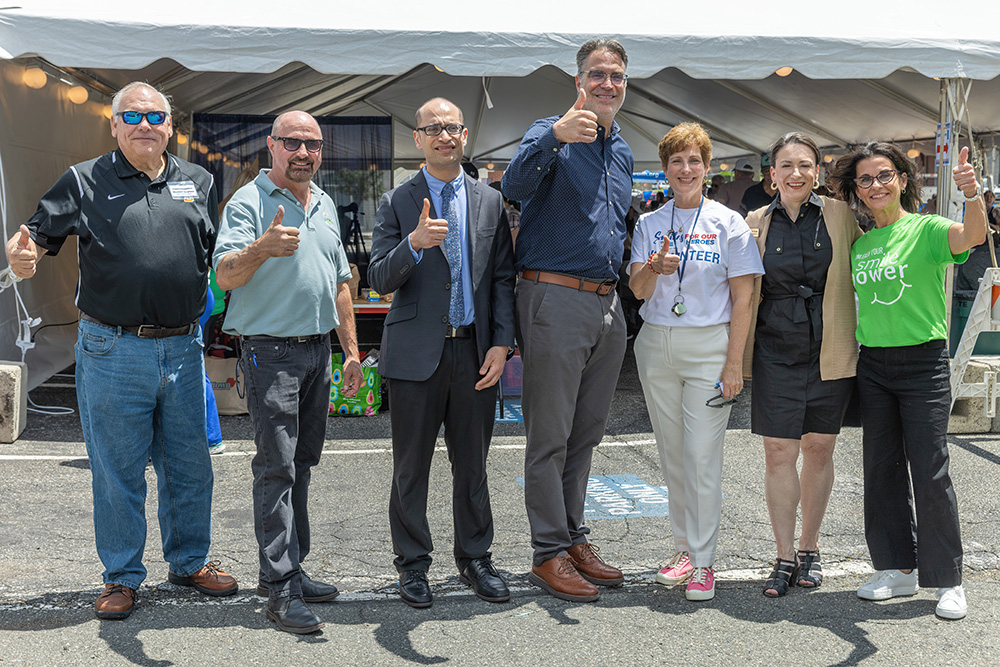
[776,67,793,77]
[67,86,89,105]
[22,68,47,89]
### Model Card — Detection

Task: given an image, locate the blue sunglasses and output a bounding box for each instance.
[118,110,167,125]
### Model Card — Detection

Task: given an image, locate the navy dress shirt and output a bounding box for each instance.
[502,116,634,281]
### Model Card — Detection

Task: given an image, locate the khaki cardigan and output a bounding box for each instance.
[742,196,863,381]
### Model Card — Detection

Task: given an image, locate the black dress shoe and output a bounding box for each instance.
[266,595,323,635]
[460,556,510,602]
[256,571,340,603]
[399,570,432,608]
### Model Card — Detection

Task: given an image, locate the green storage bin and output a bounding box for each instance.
[949,297,1000,356]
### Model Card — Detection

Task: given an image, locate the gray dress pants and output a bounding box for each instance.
[517,279,626,566]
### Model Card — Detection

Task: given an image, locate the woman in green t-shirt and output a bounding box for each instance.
[829,142,986,621]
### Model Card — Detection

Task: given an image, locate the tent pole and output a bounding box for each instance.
[938,78,959,220]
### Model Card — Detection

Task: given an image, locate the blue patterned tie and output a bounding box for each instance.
[441,182,464,327]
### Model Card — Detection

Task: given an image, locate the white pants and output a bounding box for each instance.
[635,322,732,567]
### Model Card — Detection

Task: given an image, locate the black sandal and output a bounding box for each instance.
[763,558,797,598]
[795,549,823,588]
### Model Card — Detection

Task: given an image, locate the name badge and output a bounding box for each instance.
[167,181,199,200]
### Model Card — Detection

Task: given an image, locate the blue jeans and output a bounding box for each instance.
[76,319,213,589]
[242,334,331,598]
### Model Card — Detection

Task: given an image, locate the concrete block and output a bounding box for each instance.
[0,361,28,443]
[950,358,1000,433]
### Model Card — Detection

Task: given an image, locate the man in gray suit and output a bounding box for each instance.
[368,98,516,608]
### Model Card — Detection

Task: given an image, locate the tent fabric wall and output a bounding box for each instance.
[0,61,117,389]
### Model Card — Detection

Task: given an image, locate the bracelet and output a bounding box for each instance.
[646,253,661,275]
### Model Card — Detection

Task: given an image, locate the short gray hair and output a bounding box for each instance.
[111,82,172,117]
[576,39,628,73]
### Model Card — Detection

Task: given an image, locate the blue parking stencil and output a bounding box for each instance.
[516,474,669,520]
[495,398,523,423]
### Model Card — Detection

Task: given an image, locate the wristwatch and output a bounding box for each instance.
[964,182,983,202]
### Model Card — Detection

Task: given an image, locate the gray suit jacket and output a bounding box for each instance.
[368,172,516,382]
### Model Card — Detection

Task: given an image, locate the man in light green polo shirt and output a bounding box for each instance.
[214,110,362,635]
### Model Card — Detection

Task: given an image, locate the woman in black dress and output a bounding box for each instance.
[742,133,863,597]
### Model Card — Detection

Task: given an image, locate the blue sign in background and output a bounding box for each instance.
[516,474,670,520]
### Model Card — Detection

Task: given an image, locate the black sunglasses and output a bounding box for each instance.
[706,394,737,408]
[118,110,167,125]
[272,136,324,153]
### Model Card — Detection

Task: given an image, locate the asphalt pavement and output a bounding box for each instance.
[1,344,999,666]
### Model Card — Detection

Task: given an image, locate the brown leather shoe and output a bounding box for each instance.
[529,555,599,602]
[95,583,136,620]
[567,543,624,586]
[168,560,238,597]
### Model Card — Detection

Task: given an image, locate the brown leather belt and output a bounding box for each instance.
[521,270,617,296]
[81,312,197,338]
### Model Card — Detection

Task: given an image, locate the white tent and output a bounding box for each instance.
[4,1,1000,386]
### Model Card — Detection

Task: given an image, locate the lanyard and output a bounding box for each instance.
[669,196,704,315]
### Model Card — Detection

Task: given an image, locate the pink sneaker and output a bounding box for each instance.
[655,552,692,585]
[685,566,715,601]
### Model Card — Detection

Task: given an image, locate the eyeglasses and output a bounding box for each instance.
[272,136,324,153]
[416,123,465,137]
[854,169,901,189]
[582,70,628,86]
[118,111,167,125]
[706,394,737,409]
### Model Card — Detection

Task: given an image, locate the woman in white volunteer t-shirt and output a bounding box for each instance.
[628,123,764,602]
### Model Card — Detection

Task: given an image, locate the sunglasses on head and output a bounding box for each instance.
[118,110,167,125]
[272,136,324,153]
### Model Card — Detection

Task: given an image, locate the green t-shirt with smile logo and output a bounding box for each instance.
[851,213,968,347]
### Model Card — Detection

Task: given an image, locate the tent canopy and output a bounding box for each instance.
[5,2,1000,170]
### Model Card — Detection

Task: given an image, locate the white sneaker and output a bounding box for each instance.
[936,585,967,620]
[857,569,919,600]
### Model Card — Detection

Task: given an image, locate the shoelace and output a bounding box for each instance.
[555,556,579,575]
[202,560,224,578]
[668,552,690,569]
[579,544,606,563]
[474,558,500,577]
[689,567,712,586]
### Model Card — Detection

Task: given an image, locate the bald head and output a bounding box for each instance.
[267,110,323,190]
[415,98,464,128]
[271,110,320,137]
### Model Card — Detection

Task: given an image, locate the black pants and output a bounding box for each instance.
[387,336,497,573]
[857,341,962,588]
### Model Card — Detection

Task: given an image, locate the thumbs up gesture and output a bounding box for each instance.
[5,224,39,279]
[552,88,599,144]
[259,205,300,257]
[409,198,449,250]
[953,146,980,199]
[648,234,680,276]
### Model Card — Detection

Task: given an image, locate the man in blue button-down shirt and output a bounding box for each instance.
[369,98,516,609]
[503,39,634,603]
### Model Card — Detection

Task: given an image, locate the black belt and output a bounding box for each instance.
[81,312,197,338]
[242,334,325,344]
[445,325,474,338]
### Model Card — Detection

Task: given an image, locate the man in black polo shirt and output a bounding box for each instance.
[5,81,237,620]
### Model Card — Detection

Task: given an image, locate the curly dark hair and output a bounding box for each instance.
[828,141,922,216]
